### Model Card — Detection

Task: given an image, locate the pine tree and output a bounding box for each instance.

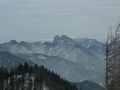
[0,63,77,90]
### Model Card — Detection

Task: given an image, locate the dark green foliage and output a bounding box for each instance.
[0,63,77,90]
[0,67,9,89]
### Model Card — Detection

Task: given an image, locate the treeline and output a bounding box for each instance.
[0,63,77,90]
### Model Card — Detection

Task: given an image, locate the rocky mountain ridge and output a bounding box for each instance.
[0,35,105,84]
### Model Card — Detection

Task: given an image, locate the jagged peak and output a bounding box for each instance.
[9,40,17,44]
[53,35,61,43]
[19,41,26,44]
[74,37,105,48]
[19,41,31,46]
[53,35,73,44]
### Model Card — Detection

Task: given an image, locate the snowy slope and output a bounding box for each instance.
[0,51,32,68]
[0,35,105,84]
[18,53,104,83]
[74,38,105,59]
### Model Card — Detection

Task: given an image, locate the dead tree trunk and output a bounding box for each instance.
[106,24,120,90]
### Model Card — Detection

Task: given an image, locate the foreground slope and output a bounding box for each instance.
[0,63,77,90]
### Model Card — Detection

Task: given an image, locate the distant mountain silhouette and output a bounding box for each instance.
[75,80,104,90]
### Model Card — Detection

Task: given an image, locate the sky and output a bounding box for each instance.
[0,0,120,43]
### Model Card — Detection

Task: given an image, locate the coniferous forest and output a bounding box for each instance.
[0,63,77,90]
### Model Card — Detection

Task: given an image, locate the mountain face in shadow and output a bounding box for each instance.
[0,51,32,68]
[75,80,104,90]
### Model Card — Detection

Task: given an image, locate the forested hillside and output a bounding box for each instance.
[0,63,77,90]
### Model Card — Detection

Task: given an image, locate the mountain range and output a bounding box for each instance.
[0,35,105,85]
[75,80,104,90]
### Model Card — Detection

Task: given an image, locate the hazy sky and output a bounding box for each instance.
[0,0,120,43]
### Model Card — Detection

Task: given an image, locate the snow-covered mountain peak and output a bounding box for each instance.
[74,38,104,48]
[0,36,105,84]
[53,35,74,44]
[9,40,18,44]
[19,41,28,45]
